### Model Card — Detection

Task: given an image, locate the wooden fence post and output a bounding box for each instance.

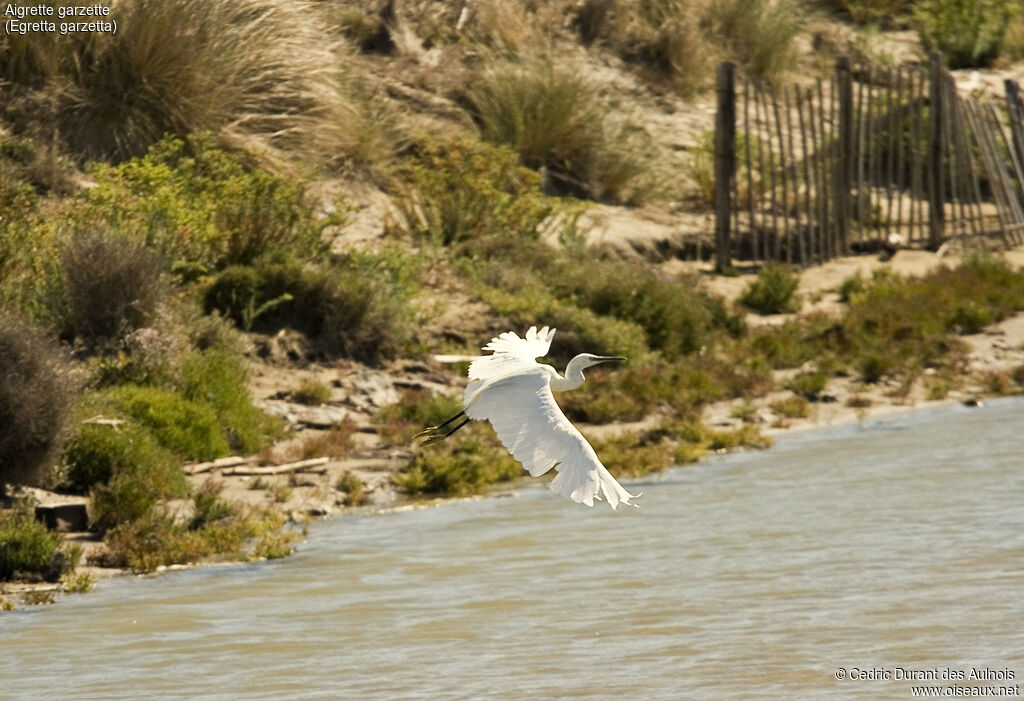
[1003,80,1024,183]
[927,51,946,249]
[715,62,736,272]
[834,56,853,255]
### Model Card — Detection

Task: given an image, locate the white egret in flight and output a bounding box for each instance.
[419,326,640,510]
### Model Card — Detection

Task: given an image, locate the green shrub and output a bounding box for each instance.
[204,250,416,364]
[462,60,653,203]
[55,229,166,348]
[549,258,743,358]
[102,500,293,572]
[336,471,369,507]
[740,264,802,314]
[741,317,828,369]
[591,428,675,478]
[392,135,557,246]
[179,349,282,454]
[63,421,183,495]
[105,385,230,461]
[912,0,1015,68]
[478,284,650,363]
[290,380,332,406]
[0,314,78,487]
[0,504,67,582]
[395,431,522,497]
[563,356,771,423]
[75,135,336,273]
[190,482,237,529]
[770,394,810,418]
[786,371,828,399]
[838,271,866,302]
[0,0,357,165]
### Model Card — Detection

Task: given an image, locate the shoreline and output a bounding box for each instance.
[4,251,1024,609]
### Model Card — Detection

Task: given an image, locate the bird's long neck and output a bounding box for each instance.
[550,359,586,392]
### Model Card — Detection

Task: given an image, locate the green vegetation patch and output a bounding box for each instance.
[103,503,295,573]
[74,134,338,274]
[104,385,230,462]
[394,430,523,498]
[204,248,417,364]
[912,0,1017,68]
[740,264,801,315]
[0,504,67,582]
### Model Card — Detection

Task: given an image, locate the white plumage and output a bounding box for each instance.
[457,326,639,510]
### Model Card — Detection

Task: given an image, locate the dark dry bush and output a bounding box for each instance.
[57,230,166,348]
[204,255,414,365]
[0,314,78,487]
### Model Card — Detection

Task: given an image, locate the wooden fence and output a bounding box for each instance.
[713,52,1024,270]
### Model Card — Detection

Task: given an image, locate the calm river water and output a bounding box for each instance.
[2,399,1023,700]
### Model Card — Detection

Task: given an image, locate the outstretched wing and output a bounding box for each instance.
[481,325,555,360]
[464,366,639,511]
[467,325,555,387]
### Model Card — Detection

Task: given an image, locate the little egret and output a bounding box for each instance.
[418,326,640,510]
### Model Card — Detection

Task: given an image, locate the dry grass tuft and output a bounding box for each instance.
[1,0,365,169]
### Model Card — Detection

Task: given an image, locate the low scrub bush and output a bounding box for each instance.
[0,314,78,487]
[0,504,68,582]
[291,380,332,406]
[394,430,522,497]
[336,471,369,507]
[550,258,744,358]
[103,505,294,572]
[55,229,166,349]
[912,0,1016,68]
[462,60,653,203]
[563,357,771,423]
[740,264,802,314]
[786,371,828,399]
[63,420,184,496]
[75,135,337,274]
[104,386,230,461]
[204,250,417,364]
[178,349,282,455]
[478,284,651,364]
[770,394,810,418]
[591,429,676,478]
[392,135,556,246]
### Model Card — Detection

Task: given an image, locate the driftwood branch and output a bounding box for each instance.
[223,458,329,476]
[185,456,251,475]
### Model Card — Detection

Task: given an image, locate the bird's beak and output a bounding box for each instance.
[595,356,626,364]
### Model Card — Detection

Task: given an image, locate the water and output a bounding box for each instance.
[2,399,1023,700]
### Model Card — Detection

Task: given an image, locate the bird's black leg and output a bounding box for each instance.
[436,411,466,430]
[443,417,470,438]
[415,411,468,444]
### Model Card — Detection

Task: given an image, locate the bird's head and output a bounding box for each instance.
[569,353,626,371]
